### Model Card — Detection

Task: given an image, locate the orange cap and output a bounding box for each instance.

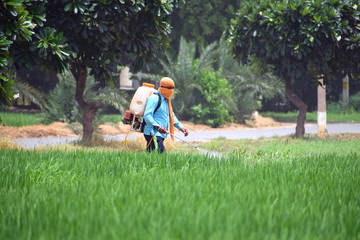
[160,77,175,87]
[142,83,155,88]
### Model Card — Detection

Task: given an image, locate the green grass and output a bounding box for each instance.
[1,111,359,127]
[262,111,360,123]
[0,112,44,127]
[98,114,122,124]
[1,144,359,240]
[202,137,360,156]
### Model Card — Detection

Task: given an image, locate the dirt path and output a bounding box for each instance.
[0,115,293,139]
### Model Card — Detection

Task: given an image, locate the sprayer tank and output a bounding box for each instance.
[129,83,156,116]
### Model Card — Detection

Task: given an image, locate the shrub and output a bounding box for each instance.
[349,92,360,111]
[190,68,233,127]
[327,92,360,114]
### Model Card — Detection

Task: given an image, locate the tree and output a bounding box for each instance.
[0,0,37,105]
[229,0,360,137]
[37,0,181,140]
[170,0,241,48]
[1,0,70,108]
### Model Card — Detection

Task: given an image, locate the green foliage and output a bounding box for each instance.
[135,37,236,126]
[2,0,181,140]
[215,35,285,120]
[229,0,360,80]
[44,71,81,123]
[135,37,216,119]
[349,92,360,111]
[42,0,182,78]
[170,0,240,47]
[0,0,69,105]
[191,68,233,127]
[327,101,353,114]
[98,114,122,124]
[13,80,49,110]
[0,78,14,106]
[32,27,69,69]
[327,92,360,113]
[43,70,128,123]
[234,91,261,119]
[136,36,285,124]
[39,0,182,139]
[0,0,36,105]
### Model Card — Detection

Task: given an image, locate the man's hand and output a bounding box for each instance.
[181,127,189,137]
[156,126,168,134]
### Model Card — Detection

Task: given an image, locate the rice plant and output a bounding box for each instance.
[0,112,43,126]
[1,147,359,240]
[262,111,360,123]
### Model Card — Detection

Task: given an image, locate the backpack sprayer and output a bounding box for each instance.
[120,82,158,151]
[122,83,157,132]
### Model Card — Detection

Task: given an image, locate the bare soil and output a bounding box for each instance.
[0,122,77,139]
[0,115,292,139]
[1,114,359,140]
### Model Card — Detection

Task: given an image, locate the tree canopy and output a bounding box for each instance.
[2,0,181,140]
[229,0,360,137]
[170,0,241,48]
[40,0,181,140]
[0,0,37,105]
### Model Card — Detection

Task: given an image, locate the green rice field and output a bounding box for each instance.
[1,143,359,240]
[0,112,43,127]
[262,111,360,123]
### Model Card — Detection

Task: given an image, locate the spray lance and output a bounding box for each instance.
[167,132,222,158]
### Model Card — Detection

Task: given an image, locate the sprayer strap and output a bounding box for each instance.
[141,92,162,133]
[153,92,162,113]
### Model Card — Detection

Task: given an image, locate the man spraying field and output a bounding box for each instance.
[143,77,189,153]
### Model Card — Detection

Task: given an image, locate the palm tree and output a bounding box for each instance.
[134,37,217,119]
[214,34,285,120]
[13,80,49,111]
[44,69,128,123]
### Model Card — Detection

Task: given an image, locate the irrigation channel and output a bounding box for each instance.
[13,123,360,155]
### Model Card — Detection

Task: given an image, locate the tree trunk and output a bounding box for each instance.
[285,78,307,137]
[70,62,103,140]
[317,77,328,138]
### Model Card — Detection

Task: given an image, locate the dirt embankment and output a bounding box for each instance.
[0,115,293,139]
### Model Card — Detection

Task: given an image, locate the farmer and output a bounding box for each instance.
[143,77,189,153]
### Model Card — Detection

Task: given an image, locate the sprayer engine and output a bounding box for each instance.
[122,110,144,132]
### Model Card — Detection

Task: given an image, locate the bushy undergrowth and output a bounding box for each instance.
[327,93,360,114]
[1,148,359,240]
[349,92,360,111]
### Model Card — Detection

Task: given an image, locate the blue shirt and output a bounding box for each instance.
[143,91,183,138]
